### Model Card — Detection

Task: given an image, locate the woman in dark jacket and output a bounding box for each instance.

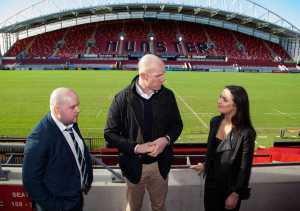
[191,85,256,211]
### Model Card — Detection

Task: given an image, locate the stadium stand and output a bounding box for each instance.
[29,30,65,58]
[4,20,292,67]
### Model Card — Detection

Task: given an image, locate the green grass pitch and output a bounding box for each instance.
[0,70,299,147]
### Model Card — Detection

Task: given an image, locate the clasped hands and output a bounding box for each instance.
[135,137,169,157]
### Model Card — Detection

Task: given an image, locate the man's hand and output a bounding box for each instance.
[225,192,239,210]
[147,137,169,157]
[83,185,91,195]
[190,162,205,175]
[135,142,155,154]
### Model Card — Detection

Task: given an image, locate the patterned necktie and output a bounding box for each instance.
[65,127,88,187]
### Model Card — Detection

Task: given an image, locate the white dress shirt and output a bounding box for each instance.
[51,112,85,186]
[135,80,154,100]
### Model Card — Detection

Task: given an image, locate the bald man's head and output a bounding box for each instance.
[50,87,80,125]
[137,54,166,92]
[138,54,165,74]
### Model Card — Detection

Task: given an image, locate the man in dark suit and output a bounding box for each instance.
[22,87,93,211]
[104,54,183,211]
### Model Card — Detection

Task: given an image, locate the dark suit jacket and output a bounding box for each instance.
[104,75,183,184]
[22,113,93,211]
[205,115,256,196]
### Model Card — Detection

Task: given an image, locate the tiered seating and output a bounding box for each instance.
[29,30,65,57]
[5,20,291,64]
[151,21,180,55]
[267,42,290,60]
[119,20,149,54]
[5,37,34,57]
[91,21,122,55]
[56,24,95,58]
[234,32,272,60]
[205,26,244,59]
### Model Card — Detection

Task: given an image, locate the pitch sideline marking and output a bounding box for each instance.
[172,90,209,129]
[273,108,297,120]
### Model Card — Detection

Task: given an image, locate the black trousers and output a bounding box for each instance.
[204,187,241,211]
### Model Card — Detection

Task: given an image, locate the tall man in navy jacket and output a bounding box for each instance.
[22,87,93,211]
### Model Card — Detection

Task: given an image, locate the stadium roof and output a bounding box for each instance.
[0,0,300,39]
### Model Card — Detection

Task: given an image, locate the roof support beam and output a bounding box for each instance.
[210,11,218,17]
[194,8,201,15]
[241,17,253,24]
[226,14,236,20]
[178,6,183,13]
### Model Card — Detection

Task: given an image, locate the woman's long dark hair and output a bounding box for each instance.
[225,85,256,135]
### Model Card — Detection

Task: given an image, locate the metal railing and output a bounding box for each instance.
[0,152,206,183]
[0,162,9,181]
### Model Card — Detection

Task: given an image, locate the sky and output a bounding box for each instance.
[0,0,299,29]
[255,0,300,29]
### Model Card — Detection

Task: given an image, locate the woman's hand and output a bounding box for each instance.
[225,192,239,210]
[190,162,205,175]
